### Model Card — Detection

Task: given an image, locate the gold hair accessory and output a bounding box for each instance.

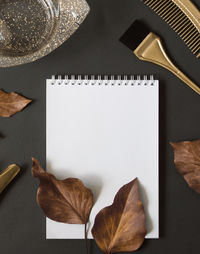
[0,164,20,194]
[141,0,200,58]
[120,20,200,95]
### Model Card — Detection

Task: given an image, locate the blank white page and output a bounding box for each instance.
[46,77,159,239]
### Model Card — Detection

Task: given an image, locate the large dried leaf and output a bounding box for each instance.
[0,89,31,117]
[92,178,146,253]
[32,158,93,224]
[171,139,200,194]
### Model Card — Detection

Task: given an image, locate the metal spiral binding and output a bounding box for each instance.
[50,75,155,86]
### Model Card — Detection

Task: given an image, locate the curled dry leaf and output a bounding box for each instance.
[171,139,200,194]
[32,158,93,224]
[0,89,31,117]
[92,178,146,254]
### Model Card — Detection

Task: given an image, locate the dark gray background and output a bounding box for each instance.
[0,0,200,253]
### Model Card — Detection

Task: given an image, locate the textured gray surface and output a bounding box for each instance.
[0,0,200,253]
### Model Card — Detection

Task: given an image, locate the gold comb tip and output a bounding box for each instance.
[141,0,200,58]
[0,164,20,194]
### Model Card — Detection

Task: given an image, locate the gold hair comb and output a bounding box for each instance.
[0,165,20,194]
[141,0,200,58]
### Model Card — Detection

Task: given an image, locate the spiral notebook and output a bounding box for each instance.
[46,75,159,239]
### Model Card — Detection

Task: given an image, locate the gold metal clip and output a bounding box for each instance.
[0,164,20,194]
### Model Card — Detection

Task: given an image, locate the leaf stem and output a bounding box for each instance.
[84,223,89,254]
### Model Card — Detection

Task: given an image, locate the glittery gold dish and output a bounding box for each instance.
[0,0,90,67]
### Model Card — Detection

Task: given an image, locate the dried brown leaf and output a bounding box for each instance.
[92,178,146,254]
[0,89,31,117]
[171,139,200,194]
[32,158,93,224]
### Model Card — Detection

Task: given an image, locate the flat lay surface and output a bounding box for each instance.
[0,0,200,253]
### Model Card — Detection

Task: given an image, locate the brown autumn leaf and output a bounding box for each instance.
[0,89,31,117]
[32,158,93,224]
[92,178,146,254]
[171,139,200,194]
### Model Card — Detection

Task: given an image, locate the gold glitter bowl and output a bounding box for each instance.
[0,0,90,67]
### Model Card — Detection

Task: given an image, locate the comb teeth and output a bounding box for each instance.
[142,0,200,58]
